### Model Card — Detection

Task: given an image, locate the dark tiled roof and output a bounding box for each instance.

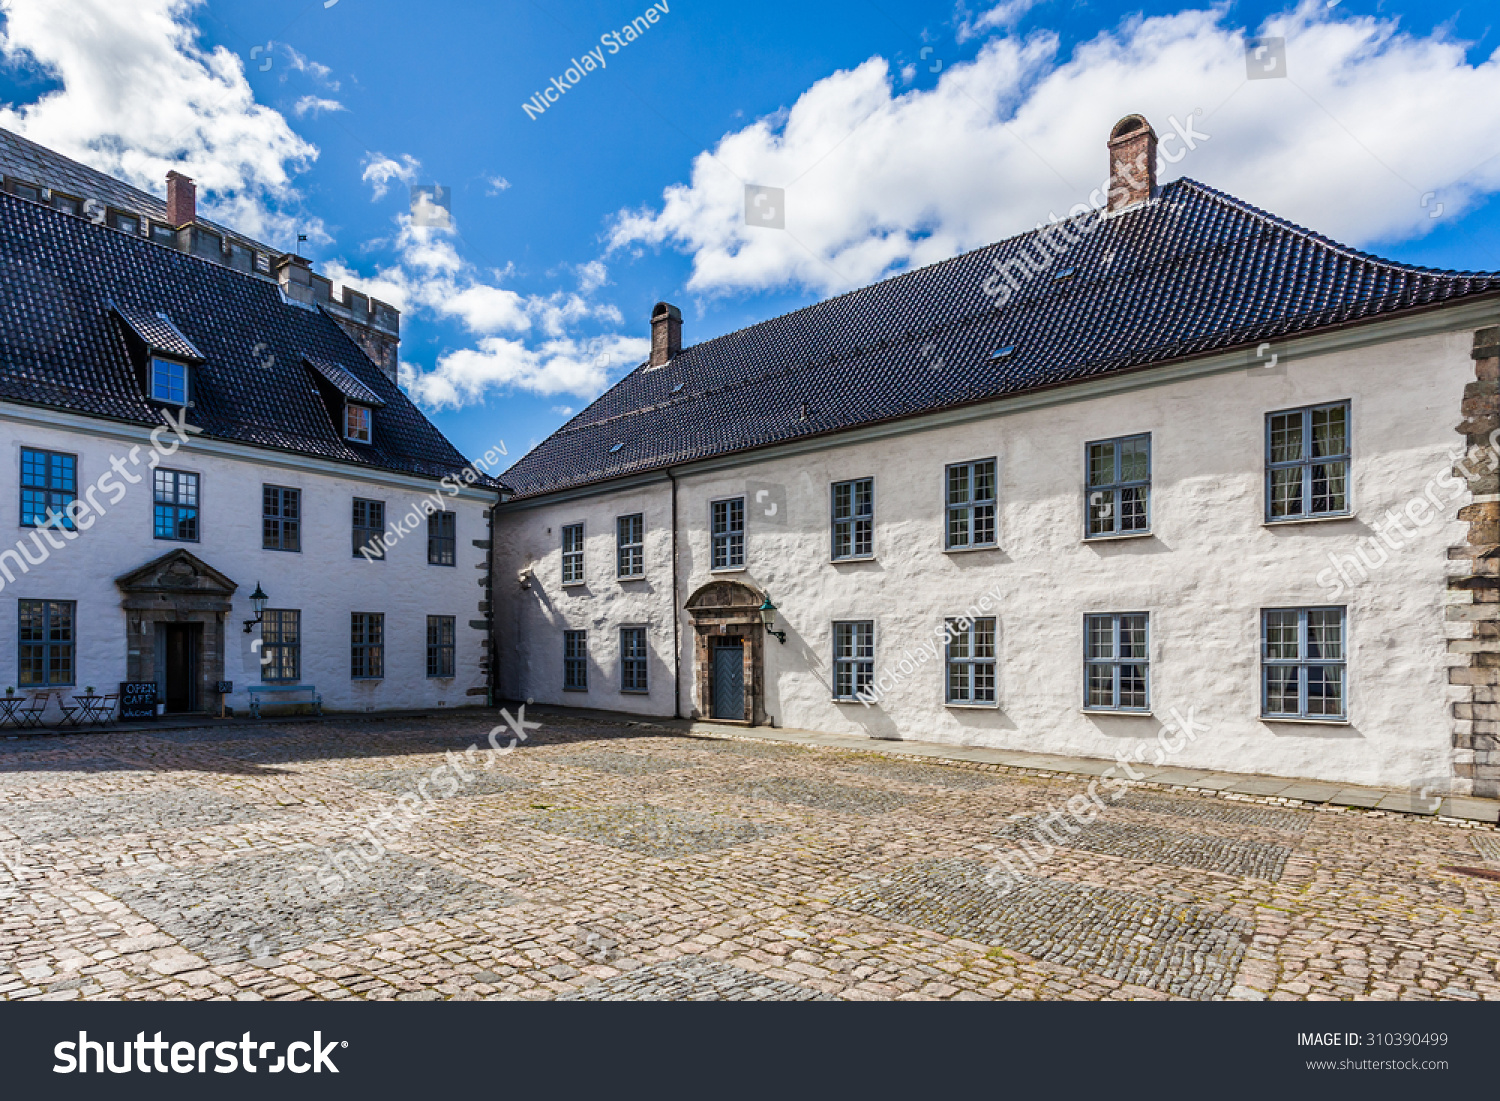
[304,356,386,407]
[0,126,261,251]
[502,178,1500,501]
[0,191,491,486]
[112,303,205,361]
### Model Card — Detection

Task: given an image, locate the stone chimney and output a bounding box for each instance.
[166,171,196,228]
[1106,115,1157,214]
[274,253,314,305]
[649,302,682,367]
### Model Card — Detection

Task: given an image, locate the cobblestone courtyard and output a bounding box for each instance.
[1,711,1497,1001]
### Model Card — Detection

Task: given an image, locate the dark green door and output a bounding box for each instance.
[712,642,744,720]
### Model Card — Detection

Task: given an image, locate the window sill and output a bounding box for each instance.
[351,677,384,682]
[946,702,999,710]
[560,580,587,588]
[1084,531,1152,543]
[617,574,647,582]
[562,687,589,693]
[833,697,873,705]
[153,536,200,543]
[1261,715,1350,726]
[943,544,1000,555]
[621,689,650,695]
[426,676,456,681]
[710,566,748,574]
[1263,514,1355,528]
[1081,708,1154,717]
[830,556,876,565]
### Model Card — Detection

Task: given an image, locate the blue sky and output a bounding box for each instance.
[1,0,1498,471]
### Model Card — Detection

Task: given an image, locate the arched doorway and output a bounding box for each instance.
[684,580,765,726]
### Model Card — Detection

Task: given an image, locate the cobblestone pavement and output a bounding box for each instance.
[0,711,1497,1002]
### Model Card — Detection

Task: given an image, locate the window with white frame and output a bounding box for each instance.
[1267,401,1350,520]
[832,621,875,700]
[151,356,188,405]
[564,629,587,690]
[1084,613,1149,711]
[1086,434,1150,537]
[620,626,648,693]
[617,514,644,578]
[945,617,997,704]
[1262,607,1346,719]
[561,523,585,584]
[711,497,745,569]
[345,403,373,443]
[831,478,874,560]
[945,459,997,549]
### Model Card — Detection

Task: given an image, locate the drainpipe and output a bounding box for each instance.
[668,467,681,719]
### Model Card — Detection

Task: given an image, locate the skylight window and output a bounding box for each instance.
[1054,267,1076,280]
[671,383,685,393]
[609,442,624,453]
[990,346,1015,360]
[150,356,188,405]
[345,403,373,443]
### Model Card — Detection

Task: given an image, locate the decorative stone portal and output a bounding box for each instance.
[685,580,766,726]
[115,549,237,714]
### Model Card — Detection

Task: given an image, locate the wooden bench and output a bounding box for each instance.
[246,685,322,718]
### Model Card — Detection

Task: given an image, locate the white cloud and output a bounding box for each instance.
[957,0,1042,42]
[361,152,420,200]
[610,2,1500,297]
[484,174,511,195]
[283,45,337,89]
[399,331,649,409]
[293,95,345,117]
[0,0,322,244]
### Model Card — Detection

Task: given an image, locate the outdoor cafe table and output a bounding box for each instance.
[0,696,21,728]
[65,694,116,726]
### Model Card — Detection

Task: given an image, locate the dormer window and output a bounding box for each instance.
[151,356,189,405]
[345,403,373,443]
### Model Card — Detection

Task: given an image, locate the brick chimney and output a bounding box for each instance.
[1106,115,1157,214]
[649,302,682,367]
[166,170,196,228]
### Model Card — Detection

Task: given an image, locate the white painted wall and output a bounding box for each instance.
[496,328,1476,789]
[0,405,494,715]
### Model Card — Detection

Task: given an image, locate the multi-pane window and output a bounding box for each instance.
[427,615,456,678]
[617,514,644,578]
[620,626,648,693]
[428,510,456,566]
[1262,607,1347,719]
[20,448,76,528]
[1084,613,1150,711]
[260,609,301,683]
[711,498,745,569]
[832,478,874,560]
[561,523,585,584]
[151,356,188,404]
[345,403,372,443]
[17,600,74,687]
[1086,434,1150,537]
[153,470,199,541]
[946,617,997,704]
[263,485,300,551]
[1267,402,1350,520]
[353,498,385,559]
[564,630,588,690]
[351,612,384,679]
[832,621,875,700]
[945,459,997,549]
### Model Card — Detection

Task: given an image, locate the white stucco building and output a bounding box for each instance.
[0,129,500,719]
[495,116,1500,797]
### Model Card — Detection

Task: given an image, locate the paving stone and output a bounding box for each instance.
[347,766,528,798]
[0,789,265,843]
[1471,834,1500,864]
[553,751,693,776]
[0,755,149,787]
[836,859,1250,999]
[831,757,999,791]
[561,956,831,1001]
[997,820,1292,880]
[1116,792,1312,833]
[718,776,920,816]
[94,849,521,963]
[513,805,783,858]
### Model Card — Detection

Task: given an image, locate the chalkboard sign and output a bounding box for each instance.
[119,682,158,720]
[215,681,233,694]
